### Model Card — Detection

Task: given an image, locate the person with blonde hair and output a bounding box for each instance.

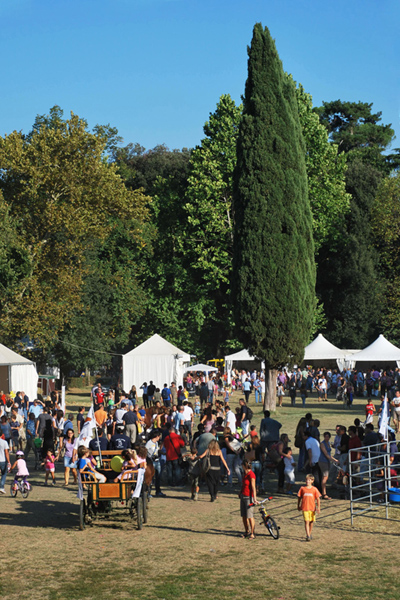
[199,439,230,502]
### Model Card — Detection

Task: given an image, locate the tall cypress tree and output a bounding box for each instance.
[232,23,315,409]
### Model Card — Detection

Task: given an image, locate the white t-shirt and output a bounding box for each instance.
[392,396,400,412]
[182,406,193,421]
[225,411,236,434]
[284,456,295,472]
[305,437,320,466]
[0,438,9,462]
[115,408,126,424]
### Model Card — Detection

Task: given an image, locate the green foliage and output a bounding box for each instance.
[371,171,400,344]
[232,23,316,367]
[0,108,149,350]
[295,84,350,252]
[315,99,399,173]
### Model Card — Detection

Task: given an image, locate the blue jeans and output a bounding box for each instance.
[252,460,262,487]
[254,389,262,404]
[152,459,162,493]
[0,461,7,489]
[208,390,214,403]
[242,419,250,436]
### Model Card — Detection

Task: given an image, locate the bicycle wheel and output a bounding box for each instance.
[21,482,30,499]
[10,483,18,498]
[265,516,280,539]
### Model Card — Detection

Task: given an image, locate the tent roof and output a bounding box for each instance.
[0,343,34,366]
[303,334,347,361]
[225,349,255,361]
[184,363,218,373]
[348,334,400,363]
[124,334,190,360]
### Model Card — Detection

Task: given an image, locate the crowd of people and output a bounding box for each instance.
[1,365,400,540]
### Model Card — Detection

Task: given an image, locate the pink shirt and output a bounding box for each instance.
[16,458,29,477]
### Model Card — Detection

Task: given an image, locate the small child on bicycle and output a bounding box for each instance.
[297,474,321,542]
[10,450,30,491]
[41,449,57,486]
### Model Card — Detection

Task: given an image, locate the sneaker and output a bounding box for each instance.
[193,492,198,501]
[306,536,310,542]
[155,492,167,498]
[51,481,56,486]
[0,488,6,494]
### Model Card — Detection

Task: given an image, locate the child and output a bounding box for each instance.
[77,446,107,483]
[223,386,231,404]
[42,449,57,486]
[277,382,285,407]
[194,398,200,417]
[283,447,296,494]
[10,450,30,490]
[114,449,139,482]
[364,399,375,426]
[10,415,20,453]
[297,474,321,541]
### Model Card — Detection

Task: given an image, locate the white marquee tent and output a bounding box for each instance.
[346,334,400,368]
[0,343,39,402]
[122,334,190,392]
[224,349,264,384]
[303,334,348,369]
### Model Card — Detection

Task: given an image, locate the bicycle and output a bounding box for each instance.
[10,477,31,499]
[257,497,280,539]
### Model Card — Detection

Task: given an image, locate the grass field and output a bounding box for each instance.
[1,389,399,600]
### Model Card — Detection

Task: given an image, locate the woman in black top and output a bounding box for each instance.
[199,440,230,502]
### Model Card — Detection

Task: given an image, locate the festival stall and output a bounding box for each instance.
[0,343,39,402]
[346,334,400,369]
[302,334,348,370]
[224,349,263,384]
[122,334,190,392]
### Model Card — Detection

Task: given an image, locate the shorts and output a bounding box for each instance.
[46,468,55,473]
[64,457,77,469]
[303,510,316,522]
[240,496,254,519]
[284,470,295,484]
[392,410,400,422]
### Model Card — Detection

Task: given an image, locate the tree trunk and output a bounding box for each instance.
[264,368,277,411]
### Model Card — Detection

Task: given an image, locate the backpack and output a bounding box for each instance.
[246,407,254,421]
[161,388,169,399]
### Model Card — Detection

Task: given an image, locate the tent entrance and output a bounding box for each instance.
[0,365,10,393]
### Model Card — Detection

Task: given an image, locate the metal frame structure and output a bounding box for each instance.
[349,442,400,525]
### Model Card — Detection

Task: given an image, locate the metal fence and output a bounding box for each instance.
[348,442,400,525]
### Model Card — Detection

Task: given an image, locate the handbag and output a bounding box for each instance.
[200,451,211,474]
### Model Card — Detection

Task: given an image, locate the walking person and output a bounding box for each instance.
[199,440,230,502]
[297,474,321,542]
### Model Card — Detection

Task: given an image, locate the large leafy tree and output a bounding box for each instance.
[232,23,316,409]
[371,172,400,344]
[0,108,149,350]
[184,94,243,355]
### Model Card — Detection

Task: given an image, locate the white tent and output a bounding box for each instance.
[0,343,39,402]
[303,334,348,369]
[224,349,264,384]
[184,363,218,374]
[347,334,400,368]
[122,334,190,392]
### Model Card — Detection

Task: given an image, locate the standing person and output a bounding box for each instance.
[161,384,172,408]
[63,429,78,486]
[318,432,338,499]
[239,459,258,539]
[259,411,282,451]
[182,401,194,443]
[199,382,209,408]
[337,426,350,470]
[163,424,185,486]
[145,430,166,498]
[122,406,138,446]
[0,435,11,494]
[42,449,57,486]
[253,377,262,404]
[243,378,251,403]
[364,398,375,426]
[239,398,251,437]
[199,440,230,502]
[304,430,322,493]
[147,381,156,405]
[140,382,149,408]
[390,390,400,434]
[297,474,321,542]
[207,377,215,404]
[77,407,85,434]
[224,405,236,434]
[283,447,296,494]
[24,413,38,462]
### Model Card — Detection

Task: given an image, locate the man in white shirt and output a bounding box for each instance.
[224,405,236,434]
[182,401,194,443]
[304,430,322,493]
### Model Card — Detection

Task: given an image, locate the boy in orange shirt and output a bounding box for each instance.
[297,474,321,541]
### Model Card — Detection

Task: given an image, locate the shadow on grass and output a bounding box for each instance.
[0,499,78,529]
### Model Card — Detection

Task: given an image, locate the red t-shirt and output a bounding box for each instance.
[348,436,362,463]
[163,432,185,461]
[241,470,256,497]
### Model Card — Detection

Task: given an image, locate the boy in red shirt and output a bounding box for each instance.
[297,474,321,541]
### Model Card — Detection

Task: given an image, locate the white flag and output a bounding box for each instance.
[379,394,389,440]
[77,405,95,445]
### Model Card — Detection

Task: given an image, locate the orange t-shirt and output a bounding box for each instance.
[297,485,321,512]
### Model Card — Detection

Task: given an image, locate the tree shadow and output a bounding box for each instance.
[0,499,78,529]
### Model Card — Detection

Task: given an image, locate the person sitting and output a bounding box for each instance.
[77,446,106,483]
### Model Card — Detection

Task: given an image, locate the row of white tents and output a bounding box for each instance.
[2,332,400,402]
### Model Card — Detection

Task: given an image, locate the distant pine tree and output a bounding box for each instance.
[232,23,316,409]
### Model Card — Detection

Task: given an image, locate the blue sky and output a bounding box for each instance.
[1,0,399,151]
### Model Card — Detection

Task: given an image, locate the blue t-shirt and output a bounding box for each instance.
[1,423,12,439]
[161,388,171,400]
[243,381,251,392]
[26,420,36,437]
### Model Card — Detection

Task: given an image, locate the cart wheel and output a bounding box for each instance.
[79,499,86,530]
[136,497,143,530]
[265,516,280,539]
[142,489,148,524]
[21,482,30,499]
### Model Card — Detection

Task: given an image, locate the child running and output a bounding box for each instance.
[297,474,321,541]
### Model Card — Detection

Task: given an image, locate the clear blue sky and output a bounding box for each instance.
[1,0,399,151]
